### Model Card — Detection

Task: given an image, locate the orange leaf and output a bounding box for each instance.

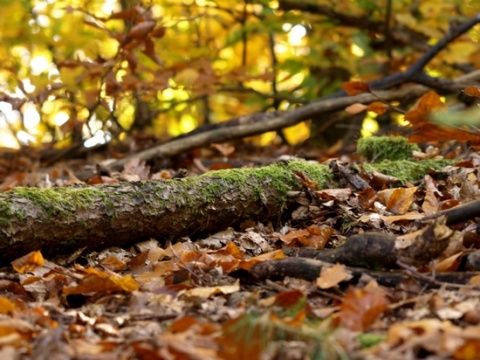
[339,288,389,331]
[434,252,462,272]
[316,264,353,289]
[342,81,371,95]
[401,90,480,144]
[0,296,15,314]
[404,91,446,127]
[463,86,480,98]
[63,269,139,295]
[275,289,305,308]
[168,316,198,333]
[377,187,417,215]
[221,241,244,259]
[280,228,310,244]
[11,251,44,274]
[469,274,480,286]
[455,339,480,359]
[367,101,389,115]
[238,249,285,270]
[409,123,480,144]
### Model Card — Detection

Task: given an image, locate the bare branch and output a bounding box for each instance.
[106,70,480,170]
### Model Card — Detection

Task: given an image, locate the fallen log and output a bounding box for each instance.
[0,157,462,264]
[0,160,332,263]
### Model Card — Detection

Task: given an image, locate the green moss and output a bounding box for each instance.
[357,136,420,162]
[357,333,386,348]
[182,159,332,209]
[361,159,453,183]
[10,186,104,219]
[0,199,23,221]
[0,160,330,227]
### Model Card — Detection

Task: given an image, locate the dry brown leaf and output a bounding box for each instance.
[64,267,139,294]
[316,264,353,289]
[279,228,310,244]
[463,86,480,98]
[378,187,417,215]
[239,249,285,270]
[179,280,239,299]
[315,188,352,201]
[339,288,389,331]
[434,252,463,272]
[345,103,367,114]
[367,101,389,115]
[128,20,156,39]
[342,81,371,95]
[382,211,424,224]
[422,175,440,216]
[11,251,44,274]
[211,143,235,157]
[274,289,305,308]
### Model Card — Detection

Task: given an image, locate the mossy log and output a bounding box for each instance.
[0,159,452,263]
[0,160,332,263]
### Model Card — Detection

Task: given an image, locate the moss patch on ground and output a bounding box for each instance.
[361,159,453,183]
[357,136,420,162]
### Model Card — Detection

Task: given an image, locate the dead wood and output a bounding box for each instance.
[282,217,453,270]
[105,11,480,172]
[249,257,480,289]
[107,70,480,171]
[0,160,332,263]
[0,158,464,265]
[417,199,480,226]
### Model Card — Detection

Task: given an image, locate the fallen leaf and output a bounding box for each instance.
[378,187,417,215]
[274,289,305,308]
[179,280,240,298]
[63,267,139,294]
[339,288,389,331]
[11,251,44,274]
[316,263,353,289]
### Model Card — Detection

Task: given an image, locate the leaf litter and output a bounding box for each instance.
[3,138,480,359]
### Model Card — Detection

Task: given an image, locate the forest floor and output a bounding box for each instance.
[1,137,480,360]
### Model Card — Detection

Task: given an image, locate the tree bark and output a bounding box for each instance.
[0,158,464,264]
[0,160,331,263]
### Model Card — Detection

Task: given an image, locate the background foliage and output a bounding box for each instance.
[0,0,478,149]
